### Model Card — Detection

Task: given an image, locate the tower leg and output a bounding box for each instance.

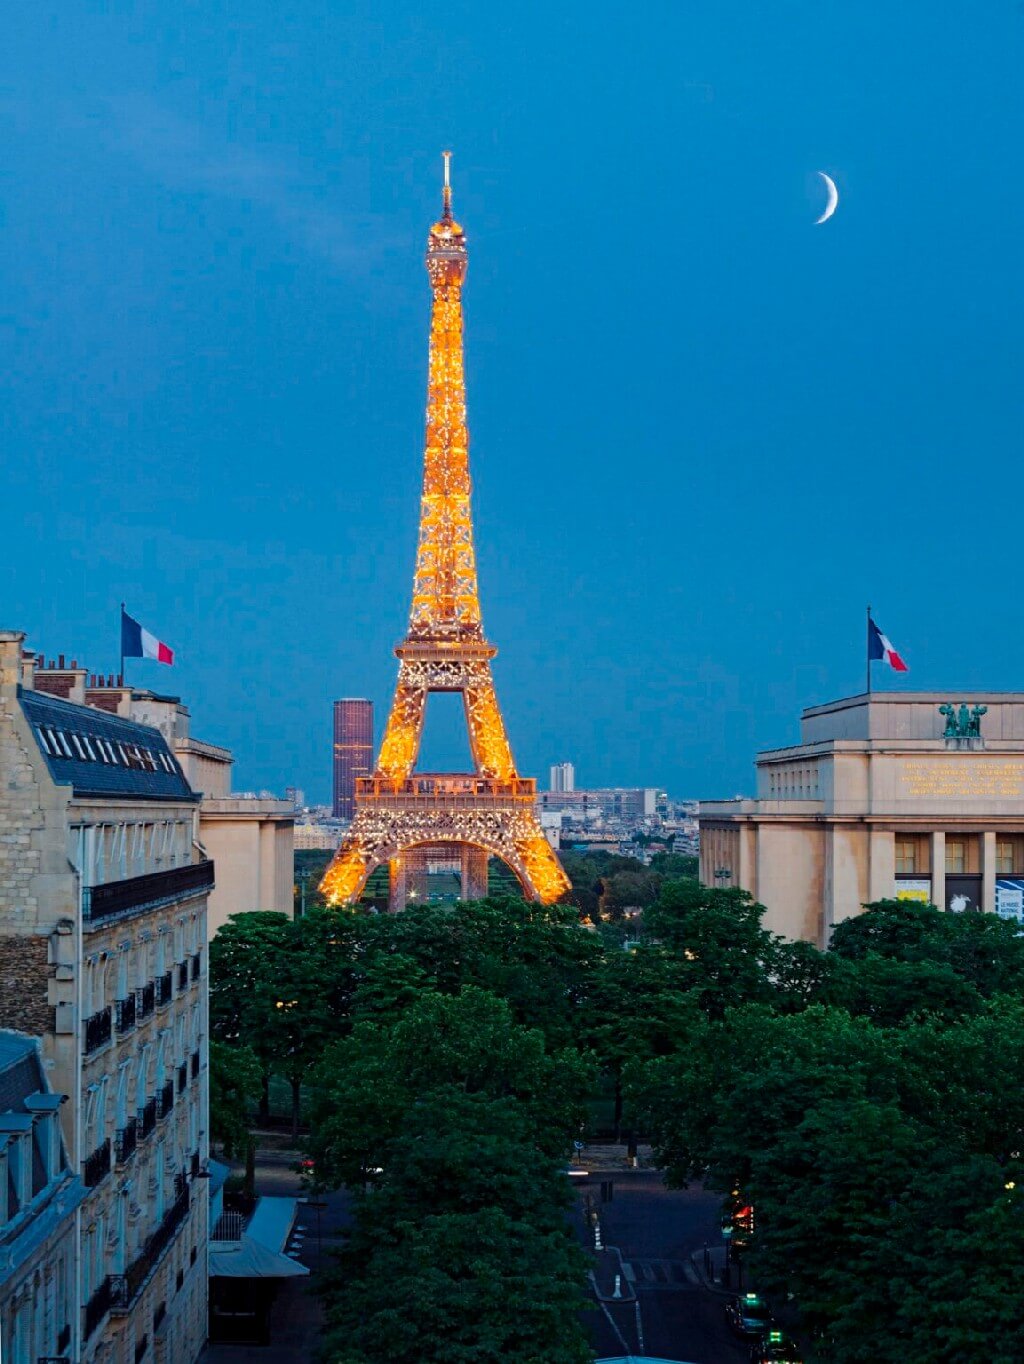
[389,857,407,913]
[463,846,489,901]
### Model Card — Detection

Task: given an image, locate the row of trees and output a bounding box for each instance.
[629,889,1024,1363]
[208,872,1024,1362]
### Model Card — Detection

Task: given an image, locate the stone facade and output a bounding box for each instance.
[0,631,210,1364]
[33,665,295,939]
[700,691,1024,945]
[0,936,51,1034]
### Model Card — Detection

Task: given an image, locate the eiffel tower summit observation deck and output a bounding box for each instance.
[321,154,570,911]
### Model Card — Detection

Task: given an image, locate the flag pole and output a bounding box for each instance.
[119,602,126,688]
[866,604,872,696]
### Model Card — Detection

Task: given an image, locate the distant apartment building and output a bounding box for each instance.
[538,787,659,820]
[284,786,305,811]
[549,761,575,793]
[31,655,294,938]
[0,1031,86,1363]
[333,699,374,820]
[0,630,209,1363]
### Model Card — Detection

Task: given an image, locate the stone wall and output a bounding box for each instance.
[0,935,51,1033]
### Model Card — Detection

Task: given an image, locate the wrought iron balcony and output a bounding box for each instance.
[83,1137,111,1188]
[139,1097,157,1140]
[115,994,137,1034]
[115,1118,138,1165]
[84,1006,112,1055]
[83,860,214,927]
[83,1274,112,1341]
[155,972,172,1008]
[177,961,189,992]
[157,1081,174,1120]
[137,981,155,1020]
[110,1184,190,1314]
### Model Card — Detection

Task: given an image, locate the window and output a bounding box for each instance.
[36,725,54,755]
[56,730,74,757]
[997,840,1014,874]
[70,732,87,759]
[895,839,917,874]
[82,734,98,760]
[946,839,966,874]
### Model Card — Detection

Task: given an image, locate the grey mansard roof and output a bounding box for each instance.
[19,688,198,803]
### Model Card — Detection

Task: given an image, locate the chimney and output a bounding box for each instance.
[21,649,36,690]
[0,631,28,697]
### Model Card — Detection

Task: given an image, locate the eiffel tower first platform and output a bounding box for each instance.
[321,154,570,911]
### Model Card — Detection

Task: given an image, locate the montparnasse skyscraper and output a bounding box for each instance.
[321,153,569,910]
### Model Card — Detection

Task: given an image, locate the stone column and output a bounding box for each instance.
[982,831,997,915]
[930,831,945,911]
[868,829,895,904]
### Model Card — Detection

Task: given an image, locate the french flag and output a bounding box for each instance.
[121,608,175,665]
[868,616,907,672]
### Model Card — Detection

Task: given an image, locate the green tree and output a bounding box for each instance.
[208,1039,262,1157]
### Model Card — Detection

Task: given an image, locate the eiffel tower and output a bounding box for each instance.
[321,154,570,911]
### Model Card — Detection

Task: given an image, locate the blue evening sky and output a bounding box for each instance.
[3,3,1022,802]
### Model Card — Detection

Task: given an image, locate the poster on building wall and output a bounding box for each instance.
[895,878,931,904]
[995,878,1024,923]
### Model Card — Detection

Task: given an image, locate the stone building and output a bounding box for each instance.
[0,630,210,1363]
[30,657,294,939]
[699,691,1024,945]
[0,1030,86,1363]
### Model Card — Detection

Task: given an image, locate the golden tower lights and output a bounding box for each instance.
[320,154,570,909]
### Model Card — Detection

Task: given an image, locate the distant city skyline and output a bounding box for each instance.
[4,6,1022,802]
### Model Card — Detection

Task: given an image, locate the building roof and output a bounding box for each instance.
[20,688,197,803]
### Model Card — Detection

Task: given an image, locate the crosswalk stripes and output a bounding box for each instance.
[622,1258,697,1288]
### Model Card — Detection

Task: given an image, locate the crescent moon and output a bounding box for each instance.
[815,171,838,224]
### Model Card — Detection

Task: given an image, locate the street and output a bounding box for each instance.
[574,1168,750,1364]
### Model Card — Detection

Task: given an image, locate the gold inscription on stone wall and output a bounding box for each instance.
[899,761,1024,799]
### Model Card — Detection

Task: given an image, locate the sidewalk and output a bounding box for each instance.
[690,1243,751,1298]
[569,1142,656,1173]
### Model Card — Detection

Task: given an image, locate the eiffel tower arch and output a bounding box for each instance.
[321,154,570,912]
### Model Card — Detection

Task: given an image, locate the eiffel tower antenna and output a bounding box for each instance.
[321,155,569,910]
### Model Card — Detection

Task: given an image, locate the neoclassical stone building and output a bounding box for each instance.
[700,691,1024,945]
[0,630,210,1363]
[0,1030,85,1362]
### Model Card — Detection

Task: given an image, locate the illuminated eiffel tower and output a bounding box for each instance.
[321,154,570,910]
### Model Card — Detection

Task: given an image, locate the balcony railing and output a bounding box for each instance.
[110,1185,190,1314]
[190,1049,200,1080]
[83,860,215,927]
[83,1137,111,1188]
[155,973,172,1008]
[139,1098,157,1141]
[137,981,155,1020]
[84,1006,112,1055]
[115,1118,138,1165]
[191,951,201,982]
[83,1274,112,1341]
[157,1081,174,1120]
[115,994,137,1034]
[355,773,537,804]
[177,962,189,992]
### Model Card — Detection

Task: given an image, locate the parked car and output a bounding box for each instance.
[726,1292,772,1338]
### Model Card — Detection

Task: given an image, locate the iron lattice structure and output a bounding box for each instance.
[321,155,570,909]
